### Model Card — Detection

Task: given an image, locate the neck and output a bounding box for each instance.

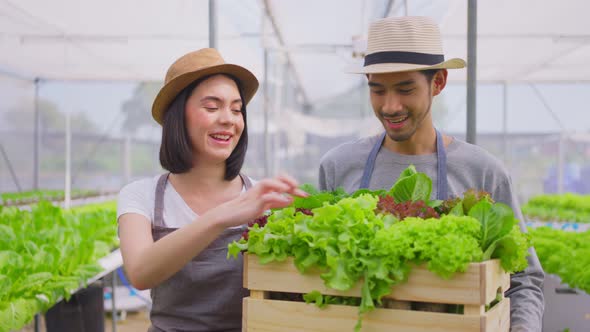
[383,126,438,155]
[169,161,234,193]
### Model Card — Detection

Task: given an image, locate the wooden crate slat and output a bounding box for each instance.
[244,254,508,305]
[484,297,510,332]
[484,259,511,303]
[244,297,510,332]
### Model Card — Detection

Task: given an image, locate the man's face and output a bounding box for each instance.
[368,70,445,142]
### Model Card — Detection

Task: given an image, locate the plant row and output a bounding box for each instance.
[529,227,590,295]
[0,201,118,332]
[522,193,590,223]
[0,189,101,206]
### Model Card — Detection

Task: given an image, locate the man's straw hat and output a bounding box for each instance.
[350,16,466,74]
[152,48,259,124]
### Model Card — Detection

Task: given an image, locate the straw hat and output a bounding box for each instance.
[152,48,259,124]
[350,16,466,74]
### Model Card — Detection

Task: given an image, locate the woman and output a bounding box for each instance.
[117,48,306,331]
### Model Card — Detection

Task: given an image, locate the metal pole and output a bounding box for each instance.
[33,78,40,189]
[0,144,22,192]
[557,133,565,194]
[209,0,217,48]
[64,112,71,209]
[466,0,477,144]
[111,271,118,332]
[34,314,40,332]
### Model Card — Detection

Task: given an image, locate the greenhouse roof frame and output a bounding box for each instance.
[1,0,588,102]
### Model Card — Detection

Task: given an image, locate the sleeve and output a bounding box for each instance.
[318,158,333,191]
[493,177,545,332]
[117,181,152,222]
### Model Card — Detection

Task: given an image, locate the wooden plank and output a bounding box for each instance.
[243,297,487,332]
[484,298,510,332]
[244,254,507,305]
[249,290,268,299]
[242,297,248,332]
[483,257,511,304]
[464,305,484,315]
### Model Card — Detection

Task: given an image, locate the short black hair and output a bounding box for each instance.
[366,69,441,82]
[419,69,441,83]
[159,74,248,181]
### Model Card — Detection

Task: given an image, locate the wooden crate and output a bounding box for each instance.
[243,253,511,332]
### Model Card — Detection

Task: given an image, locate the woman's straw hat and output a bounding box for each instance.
[152,48,259,124]
[350,16,466,74]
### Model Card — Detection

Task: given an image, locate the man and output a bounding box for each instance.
[319,16,544,332]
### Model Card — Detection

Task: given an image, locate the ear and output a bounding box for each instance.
[431,69,448,96]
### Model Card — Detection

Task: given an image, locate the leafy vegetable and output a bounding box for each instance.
[0,200,118,331]
[388,165,432,203]
[529,227,590,294]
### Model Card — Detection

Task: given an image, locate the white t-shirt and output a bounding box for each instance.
[117,174,255,228]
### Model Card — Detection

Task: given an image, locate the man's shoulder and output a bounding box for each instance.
[449,138,510,177]
[320,135,381,166]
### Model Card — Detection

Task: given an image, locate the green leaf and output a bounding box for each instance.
[390,172,432,203]
[468,201,515,251]
[399,165,417,179]
[449,202,465,216]
[489,226,530,272]
[303,290,326,308]
[427,199,443,208]
[227,241,248,259]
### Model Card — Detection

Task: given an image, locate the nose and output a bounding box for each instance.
[218,107,234,125]
[382,92,403,114]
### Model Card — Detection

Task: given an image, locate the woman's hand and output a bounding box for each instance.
[207,174,308,229]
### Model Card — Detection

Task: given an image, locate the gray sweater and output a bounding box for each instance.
[319,134,544,332]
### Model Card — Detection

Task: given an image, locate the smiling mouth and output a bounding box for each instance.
[386,115,409,124]
[210,134,231,141]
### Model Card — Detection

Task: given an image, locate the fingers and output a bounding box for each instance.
[259,192,294,210]
[255,175,309,198]
[292,188,309,197]
[275,174,309,197]
[254,178,292,195]
[275,174,298,188]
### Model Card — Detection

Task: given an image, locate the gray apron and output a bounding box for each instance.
[360,129,449,200]
[148,173,252,332]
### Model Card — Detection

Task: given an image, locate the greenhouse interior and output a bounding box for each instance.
[1,0,589,331]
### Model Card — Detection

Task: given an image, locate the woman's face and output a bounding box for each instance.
[184,74,244,164]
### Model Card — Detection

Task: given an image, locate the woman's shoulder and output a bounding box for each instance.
[117,174,165,220]
[118,174,171,205]
[120,175,162,195]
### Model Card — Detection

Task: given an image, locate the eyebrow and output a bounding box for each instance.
[200,96,242,104]
[368,80,415,88]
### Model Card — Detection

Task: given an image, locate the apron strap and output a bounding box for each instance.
[153,173,170,228]
[239,173,253,191]
[359,133,386,189]
[435,129,448,200]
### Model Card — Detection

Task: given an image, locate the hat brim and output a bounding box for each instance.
[348,58,466,74]
[152,63,259,125]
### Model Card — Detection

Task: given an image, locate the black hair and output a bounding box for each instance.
[419,69,441,83]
